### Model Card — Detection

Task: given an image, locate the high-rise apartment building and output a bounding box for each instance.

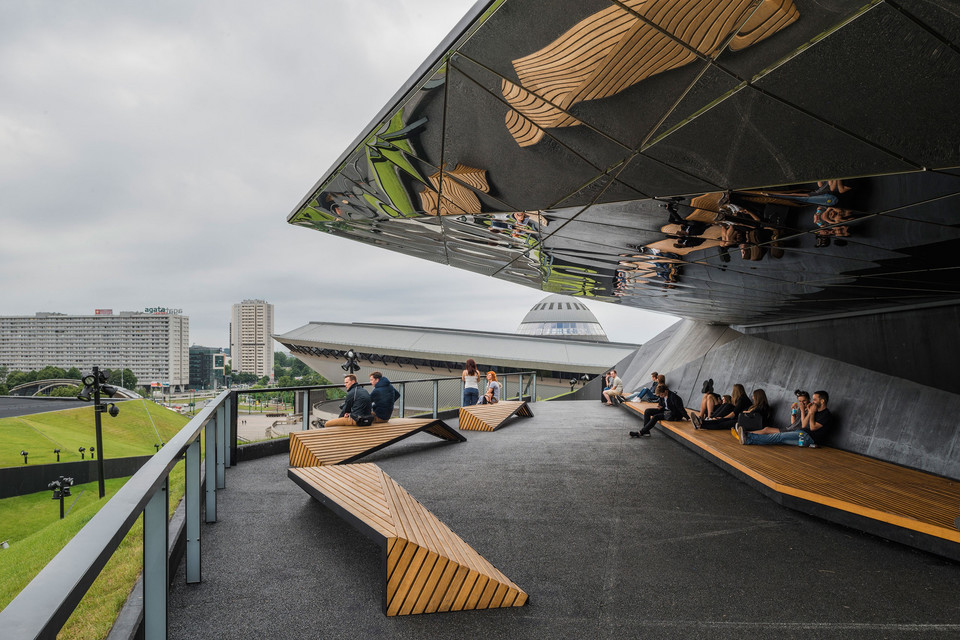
[229,299,274,381]
[0,310,190,390]
[189,345,226,390]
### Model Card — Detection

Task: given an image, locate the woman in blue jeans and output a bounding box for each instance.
[461,358,480,406]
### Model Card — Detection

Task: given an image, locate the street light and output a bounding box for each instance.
[76,366,120,499]
[341,349,360,374]
[49,476,74,519]
[78,447,85,460]
[20,450,28,464]
[54,448,61,462]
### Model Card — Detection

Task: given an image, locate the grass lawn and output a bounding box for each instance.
[0,399,189,467]
[0,464,187,639]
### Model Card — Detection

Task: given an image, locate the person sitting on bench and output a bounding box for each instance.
[603,370,624,405]
[692,394,737,429]
[623,371,660,402]
[696,384,749,429]
[737,390,832,447]
[325,374,374,427]
[478,370,501,404]
[369,371,400,423]
[630,384,687,437]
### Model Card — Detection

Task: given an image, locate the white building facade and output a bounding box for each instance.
[0,310,190,390]
[229,299,274,381]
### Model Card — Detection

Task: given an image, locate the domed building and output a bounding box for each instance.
[515,294,609,342]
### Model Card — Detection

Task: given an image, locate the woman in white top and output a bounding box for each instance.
[479,371,501,404]
[462,358,480,406]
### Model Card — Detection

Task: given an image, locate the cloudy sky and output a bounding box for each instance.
[1,0,678,348]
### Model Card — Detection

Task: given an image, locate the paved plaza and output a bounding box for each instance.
[168,401,960,639]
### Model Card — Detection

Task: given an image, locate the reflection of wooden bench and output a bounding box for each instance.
[289,418,465,467]
[620,402,960,560]
[289,463,529,615]
[458,401,533,432]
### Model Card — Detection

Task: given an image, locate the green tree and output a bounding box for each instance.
[290,358,311,377]
[44,385,81,397]
[66,367,82,380]
[0,365,8,383]
[0,383,8,396]
[37,365,67,380]
[5,370,35,388]
[278,375,296,388]
[274,351,289,367]
[108,368,137,389]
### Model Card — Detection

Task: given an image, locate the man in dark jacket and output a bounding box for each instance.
[325,374,373,426]
[631,384,688,437]
[369,371,400,423]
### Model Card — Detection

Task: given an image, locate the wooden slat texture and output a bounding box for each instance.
[458,400,534,432]
[289,463,528,616]
[501,0,799,146]
[621,402,960,546]
[289,418,465,467]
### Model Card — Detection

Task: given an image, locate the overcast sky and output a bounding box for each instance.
[0,0,678,349]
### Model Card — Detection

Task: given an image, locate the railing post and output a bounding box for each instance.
[519,373,524,400]
[205,417,217,523]
[532,373,537,401]
[432,380,439,418]
[143,477,168,640]
[229,390,238,466]
[398,382,405,418]
[504,375,509,401]
[301,390,309,430]
[215,405,226,490]
[185,437,201,584]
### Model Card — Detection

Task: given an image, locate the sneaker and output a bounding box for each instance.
[639,431,651,437]
[691,414,702,429]
[735,425,748,445]
[629,431,640,438]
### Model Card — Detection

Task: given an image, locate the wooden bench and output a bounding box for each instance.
[458,400,534,432]
[620,402,960,560]
[288,463,529,615]
[289,418,465,467]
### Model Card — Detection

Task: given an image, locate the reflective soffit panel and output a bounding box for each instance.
[288,0,960,326]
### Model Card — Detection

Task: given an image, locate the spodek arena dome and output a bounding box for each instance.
[515,294,609,343]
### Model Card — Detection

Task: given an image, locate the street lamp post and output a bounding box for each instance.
[77,366,121,499]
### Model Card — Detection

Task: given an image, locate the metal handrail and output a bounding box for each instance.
[0,389,230,639]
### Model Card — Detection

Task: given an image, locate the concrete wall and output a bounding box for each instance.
[0,455,153,499]
[619,320,960,480]
[740,303,960,396]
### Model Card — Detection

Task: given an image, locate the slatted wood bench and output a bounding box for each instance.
[458,400,533,432]
[289,418,465,467]
[289,463,529,615]
[620,401,960,560]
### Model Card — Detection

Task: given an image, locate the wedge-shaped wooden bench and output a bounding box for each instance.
[620,400,960,560]
[458,400,533,432]
[289,463,529,615]
[289,418,465,467]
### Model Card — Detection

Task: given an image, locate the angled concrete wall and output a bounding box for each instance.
[619,320,960,480]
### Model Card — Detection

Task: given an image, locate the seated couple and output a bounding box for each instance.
[735,389,832,448]
[691,384,755,430]
[323,372,400,427]
[629,384,688,437]
[621,371,663,403]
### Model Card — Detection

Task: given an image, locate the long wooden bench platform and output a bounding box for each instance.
[289,418,465,467]
[621,401,960,561]
[458,400,533,432]
[289,463,528,615]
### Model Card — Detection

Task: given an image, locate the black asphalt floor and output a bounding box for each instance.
[167,401,960,639]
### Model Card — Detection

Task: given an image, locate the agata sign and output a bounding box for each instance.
[145,307,184,315]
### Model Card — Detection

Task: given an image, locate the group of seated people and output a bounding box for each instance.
[618,372,833,448]
[323,371,401,427]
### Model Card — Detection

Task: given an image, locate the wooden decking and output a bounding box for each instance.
[458,401,534,432]
[621,402,960,560]
[288,418,465,467]
[288,463,528,616]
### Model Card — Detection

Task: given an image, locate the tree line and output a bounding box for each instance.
[0,365,137,396]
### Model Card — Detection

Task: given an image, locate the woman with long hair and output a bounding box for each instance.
[479,371,501,404]
[462,358,480,406]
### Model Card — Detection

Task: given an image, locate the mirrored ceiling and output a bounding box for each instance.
[288,0,960,326]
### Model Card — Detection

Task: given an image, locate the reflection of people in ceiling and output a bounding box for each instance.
[501,0,800,147]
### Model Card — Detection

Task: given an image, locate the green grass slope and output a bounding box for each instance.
[0,400,190,467]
